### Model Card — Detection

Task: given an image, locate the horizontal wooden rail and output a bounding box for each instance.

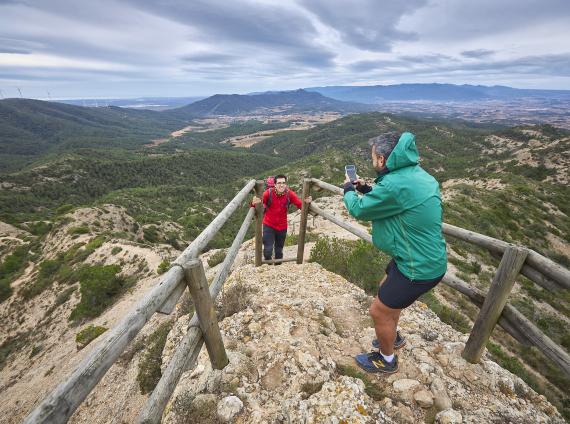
[137,207,256,424]
[309,178,569,291]
[24,180,256,424]
[309,203,372,243]
[158,179,258,313]
[443,223,569,290]
[442,275,570,378]
[308,177,569,377]
[311,178,343,196]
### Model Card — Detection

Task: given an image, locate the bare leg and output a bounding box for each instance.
[370,297,401,357]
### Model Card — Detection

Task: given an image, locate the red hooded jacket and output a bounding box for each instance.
[261,188,302,231]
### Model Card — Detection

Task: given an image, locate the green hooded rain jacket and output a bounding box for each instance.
[343,132,447,280]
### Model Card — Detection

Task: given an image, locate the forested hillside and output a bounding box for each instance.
[0,99,185,172]
[0,108,568,419]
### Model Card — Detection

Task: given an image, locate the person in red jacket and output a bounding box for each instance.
[252,175,312,263]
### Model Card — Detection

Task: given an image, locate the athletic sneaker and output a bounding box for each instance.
[354,351,399,374]
[372,331,406,350]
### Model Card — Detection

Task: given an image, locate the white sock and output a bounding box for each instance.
[381,352,394,363]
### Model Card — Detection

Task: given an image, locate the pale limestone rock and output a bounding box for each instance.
[435,408,463,423]
[431,377,453,412]
[161,262,565,424]
[393,378,421,392]
[217,395,243,422]
[395,402,415,423]
[414,389,434,408]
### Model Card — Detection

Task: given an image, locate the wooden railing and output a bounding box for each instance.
[25,176,570,423]
[290,178,570,378]
[24,179,264,424]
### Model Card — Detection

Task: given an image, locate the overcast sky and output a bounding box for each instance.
[1,0,569,99]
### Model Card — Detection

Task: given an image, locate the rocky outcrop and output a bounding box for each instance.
[163,262,564,423]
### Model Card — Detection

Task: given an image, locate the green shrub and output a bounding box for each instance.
[207,249,227,267]
[157,260,170,275]
[0,245,29,302]
[143,226,159,243]
[56,204,75,215]
[29,345,42,358]
[347,240,390,294]
[111,246,123,255]
[309,237,389,294]
[68,225,90,235]
[419,290,471,333]
[284,232,320,246]
[76,325,108,349]
[0,331,30,371]
[21,259,62,299]
[337,363,385,401]
[69,264,129,322]
[85,235,105,251]
[27,221,52,236]
[137,320,174,394]
[449,256,481,275]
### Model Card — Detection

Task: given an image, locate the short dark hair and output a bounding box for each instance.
[275,174,287,182]
[368,132,400,160]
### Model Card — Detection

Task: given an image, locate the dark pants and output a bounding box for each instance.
[262,225,287,261]
[378,260,444,309]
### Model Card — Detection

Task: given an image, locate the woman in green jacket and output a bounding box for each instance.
[344,131,447,374]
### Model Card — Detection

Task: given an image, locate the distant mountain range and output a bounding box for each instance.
[167,89,372,118]
[0,90,369,170]
[305,83,570,103]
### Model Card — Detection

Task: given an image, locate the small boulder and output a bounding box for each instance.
[414,389,434,408]
[217,395,243,423]
[435,409,463,424]
[393,379,421,392]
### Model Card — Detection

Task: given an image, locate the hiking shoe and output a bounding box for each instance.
[354,351,399,374]
[372,331,406,350]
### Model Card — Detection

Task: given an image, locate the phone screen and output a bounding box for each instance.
[345,165,357,182]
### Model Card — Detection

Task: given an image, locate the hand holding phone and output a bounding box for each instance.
[345,165,357,183]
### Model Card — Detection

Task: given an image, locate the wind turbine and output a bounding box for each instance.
[17,87,23,98]
[0,89,4,99]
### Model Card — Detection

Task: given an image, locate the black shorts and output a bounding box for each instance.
[378,260,444,309]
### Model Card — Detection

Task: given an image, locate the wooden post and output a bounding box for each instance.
[296,178,312,264]
[462,245,528,363]
[254,180,264,267]
[137,207,255,424]
[183,259,228,370]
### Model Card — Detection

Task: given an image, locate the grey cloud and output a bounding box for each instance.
[459,53,570,77]
[126,0,319,50]
[127,1,338,70]
[301,0,427,52]
[461,49,495,59]
[352,53,570,79]
[399,54,454,64]
[417,0,570,41]
[180,53,239,63]
[0,47,30,54]
[349,54,454,72]
[287,50,336,69]
[349,59,402,72]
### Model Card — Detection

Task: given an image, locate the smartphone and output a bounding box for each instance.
[345,165,357,183]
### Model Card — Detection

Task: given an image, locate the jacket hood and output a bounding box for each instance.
[386,132,419,171]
